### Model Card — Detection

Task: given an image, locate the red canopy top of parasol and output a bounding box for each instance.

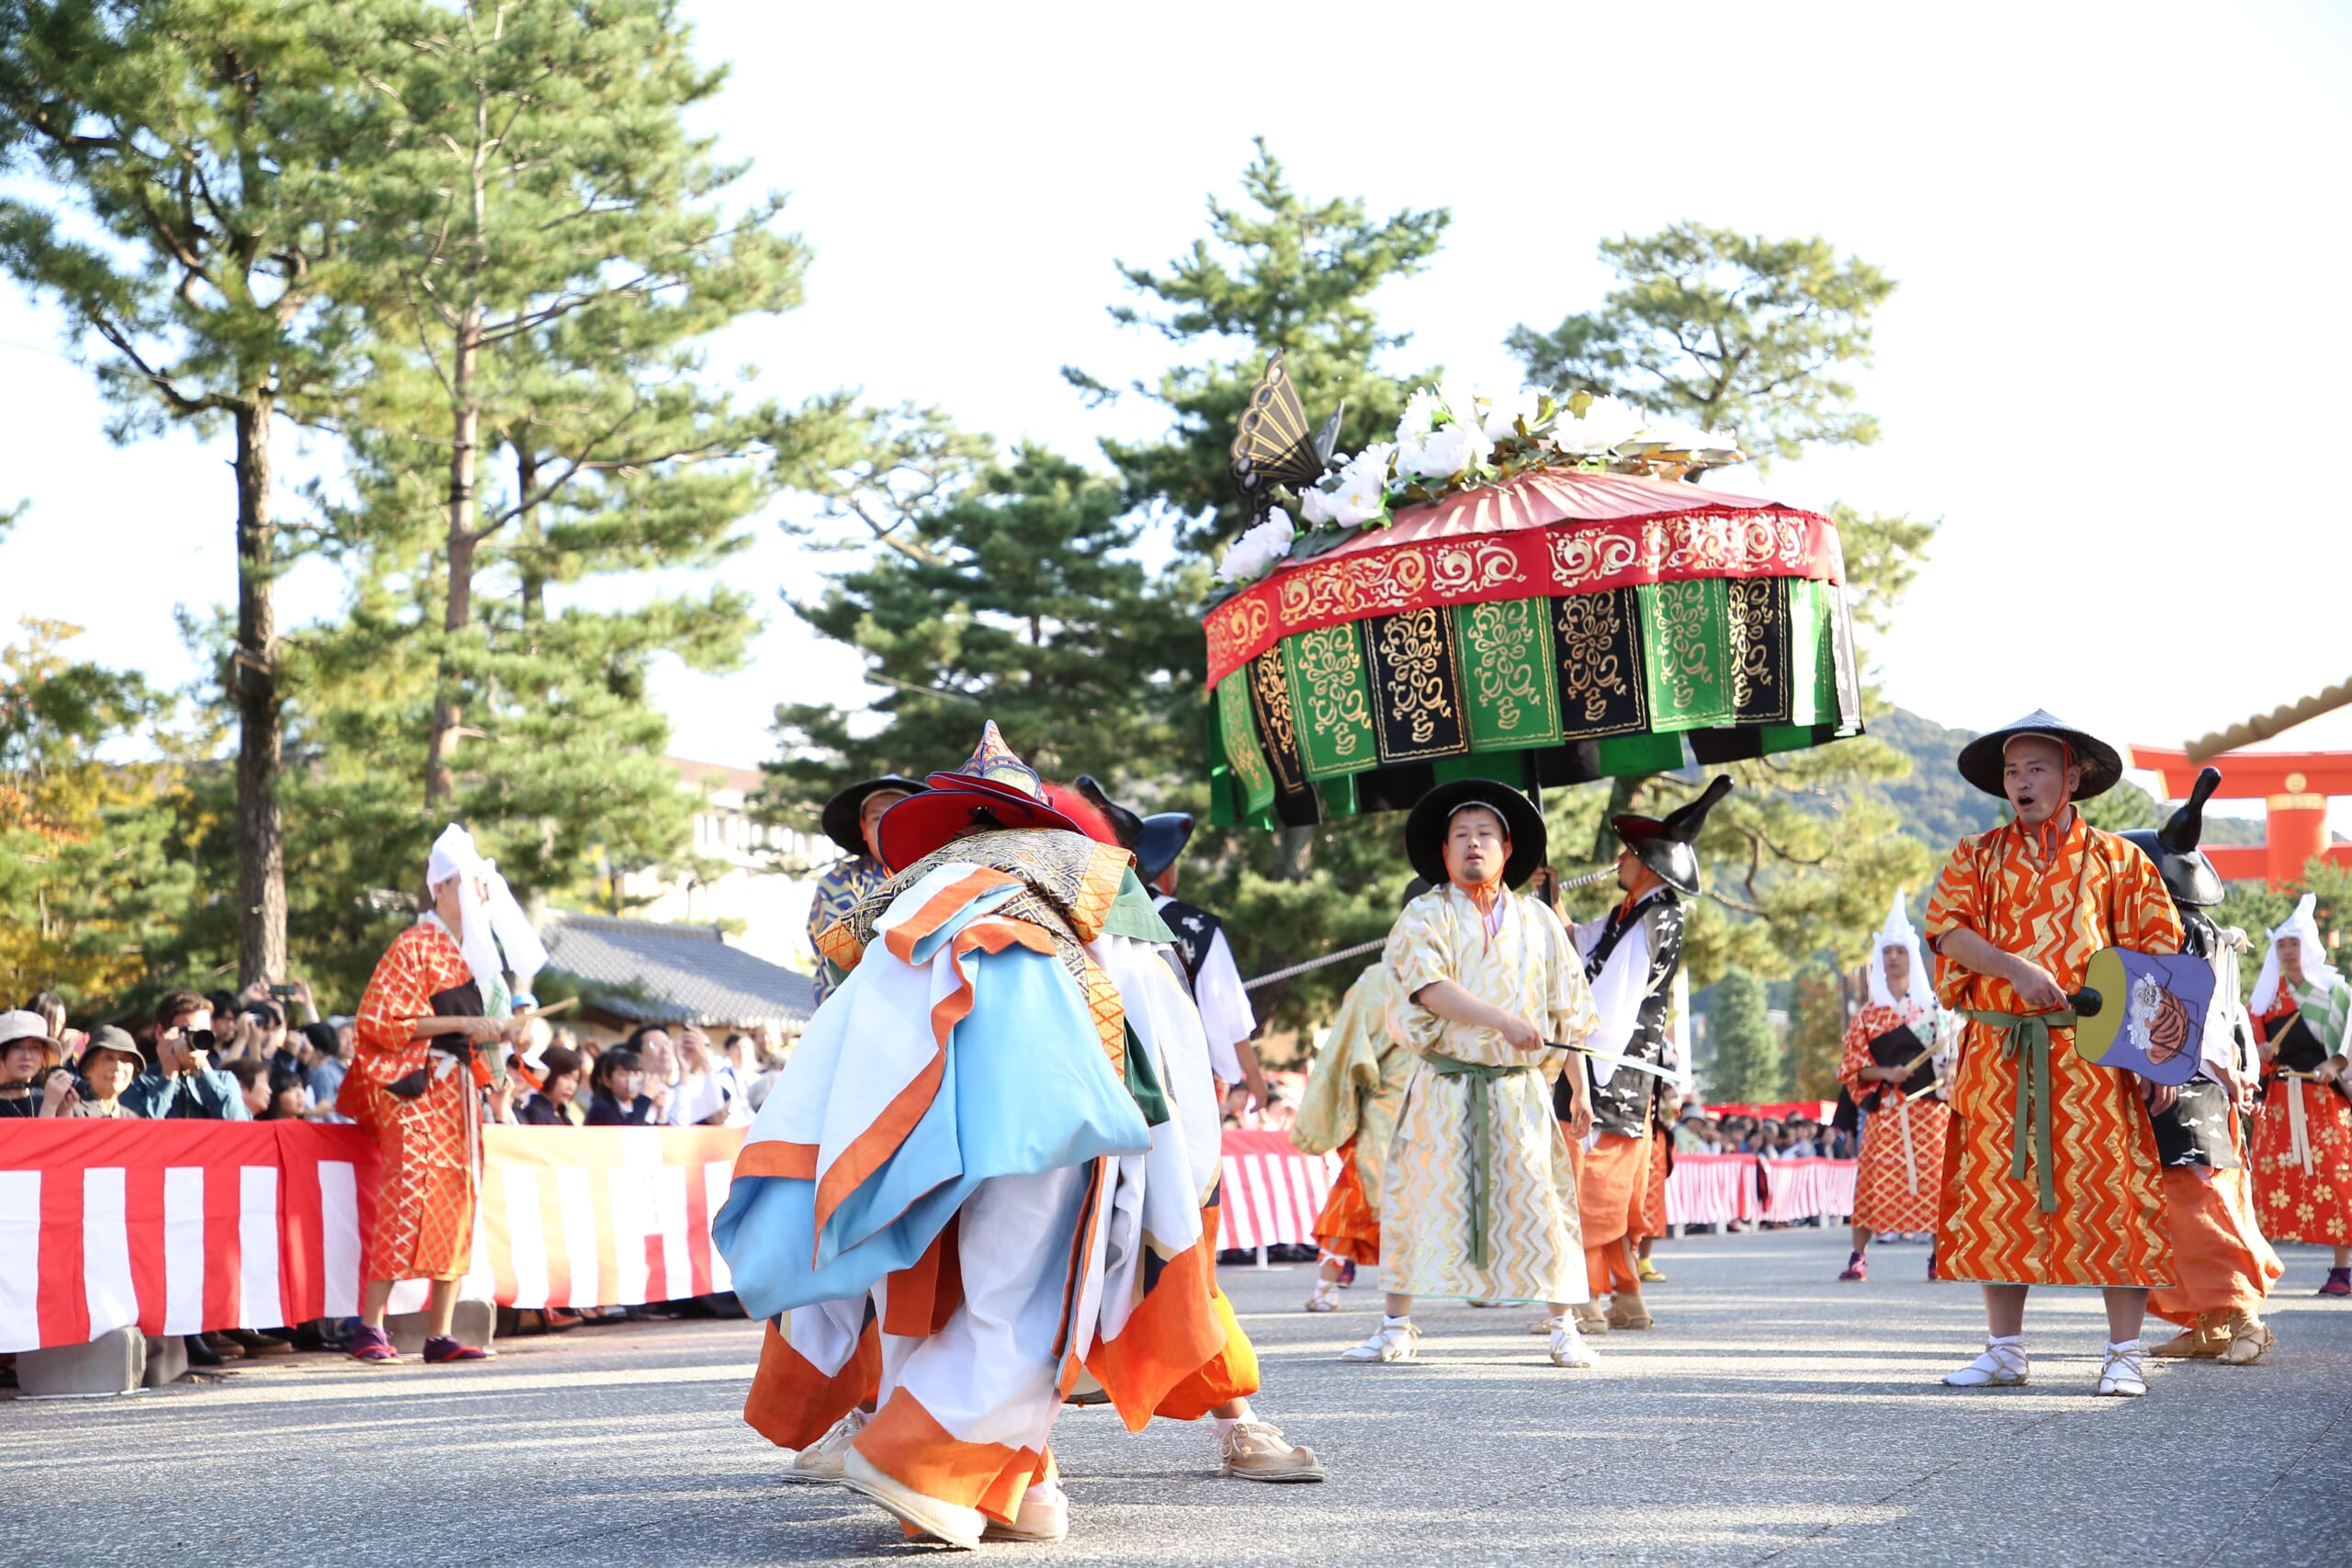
[1202,467,1842,688]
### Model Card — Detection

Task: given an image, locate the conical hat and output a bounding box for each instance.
[1953,709,2123,800]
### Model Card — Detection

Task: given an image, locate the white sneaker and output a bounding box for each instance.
[781,1406,866,1483]
[1305,1280,1340,1313]
[2097,1340,2147,1397]
[1940,1337,2029,1387]
[841,1449,984,1550]
[983,1478,1069,1541]
[1339,1319,1419,1362]
[1543,1317,1598,1368]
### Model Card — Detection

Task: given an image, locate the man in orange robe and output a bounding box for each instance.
[1923,712,2183,1397]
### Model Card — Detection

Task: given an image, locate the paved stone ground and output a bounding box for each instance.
[6,1228,2349,1566]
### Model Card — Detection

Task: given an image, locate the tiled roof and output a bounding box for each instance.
[539,910,815,1028]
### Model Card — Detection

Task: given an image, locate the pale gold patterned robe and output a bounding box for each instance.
[1383,885,1601,1303]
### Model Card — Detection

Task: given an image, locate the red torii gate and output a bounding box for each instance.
[2132,745,2352,887]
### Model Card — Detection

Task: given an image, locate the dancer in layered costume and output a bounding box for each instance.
[1924,713,2184,1397]
[1564,777,1729,1336]
[1834,890,1951,1282]
[716,728,1300,1551]
[805,774,927,1007]
[2246,892,2352,1295]
[2125,769,2282,1362]
[1292,882,1424,1313]
[1139,808,1271,1117]
[1340,779,1605,1371]
[341,824,546,1366]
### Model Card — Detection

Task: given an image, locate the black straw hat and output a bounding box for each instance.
[1404,779,1546,890]
[820,775,930,860]
[1611,775,1734,897]
[2121,765,2225,909]
[1953,710,2123,801]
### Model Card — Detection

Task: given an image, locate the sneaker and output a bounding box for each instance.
[2218,1312,2276,1366]
[782,1407,867,1483]
[1216,1419,1326,1482]
[1605,1294,1654,1331]
[1305,1280,1340,1314]
[1339,1319,1418,1363]
[983,1478,1069,1540]
[1336,1258,1358,1287]
[422,1336,491,1364]
[1543,1317,1598,1369]
[346,1325,401,1365]
[1838,1251,1867,1282]
[1636,1258,1667,1284]
[1940,1337,2029,1387]
[2149,1312,2225,1359]
[2096,1340,2147,1397]
[841,1449,983,1551]
[2319,1268,2351,1299]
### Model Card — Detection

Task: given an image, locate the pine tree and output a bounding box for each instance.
[1786,963,1849,1100]
[316,0,819,900]
[0,0,387,983]
[1706,967,1782,1103]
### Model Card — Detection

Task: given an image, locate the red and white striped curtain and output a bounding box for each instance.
[1216,1130,1340,1251]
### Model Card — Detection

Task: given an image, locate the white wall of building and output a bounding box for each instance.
[619,759,847,972]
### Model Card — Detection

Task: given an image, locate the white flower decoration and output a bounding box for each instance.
[1216,511,1297,585]
[1550,394,1647,455]
[1396,386,1442,440]
[1480,387,1541,443]
[1400,422,1489,479]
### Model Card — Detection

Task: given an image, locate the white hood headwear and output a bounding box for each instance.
[1867,888,1933,1011]
[2251,893,2344,1015]
[425,823,548,1018]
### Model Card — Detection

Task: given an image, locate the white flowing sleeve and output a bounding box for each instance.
[1582,919,1651,1086]
[1192,928,1255,1087]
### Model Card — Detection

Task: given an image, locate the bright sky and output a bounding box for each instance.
[2,1,2346,827]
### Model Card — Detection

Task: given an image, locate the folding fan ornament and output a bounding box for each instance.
[1229,352,1345,516]
[2072,947,2216,1087]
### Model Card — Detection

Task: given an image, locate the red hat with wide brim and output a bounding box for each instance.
[875,721,1085,872]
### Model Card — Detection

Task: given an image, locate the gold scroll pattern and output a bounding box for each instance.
[1374,608,1458,750]
[1248,645,1308,796]
[1555,592,1642,731]
[1216,673,1273,808]
[1724,577,1786,720]
[1460,598,1554,738]
[1429,538,1526,599]
[1653,581,1719,714]
[1290,625,1373,769]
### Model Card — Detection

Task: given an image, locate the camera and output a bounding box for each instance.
[268,983,297,1001]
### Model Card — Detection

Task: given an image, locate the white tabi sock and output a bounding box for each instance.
[1383,1314,1412,1328]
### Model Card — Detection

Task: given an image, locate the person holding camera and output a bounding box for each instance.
[0,1010,67,1116]
[121,992,249,1120]
[35,1025,145,1118]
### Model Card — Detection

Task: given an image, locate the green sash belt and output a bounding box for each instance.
[1422,1054,1540,1270]
[1961,1009,2079,1215]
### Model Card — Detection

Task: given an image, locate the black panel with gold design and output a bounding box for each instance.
[1245,643,1324,825]
[1724,576,1792,726]
[1361,606,1471,764]
[1550,587,1650,739]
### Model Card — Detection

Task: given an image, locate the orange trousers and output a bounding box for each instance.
[1567,1128,1651,1297]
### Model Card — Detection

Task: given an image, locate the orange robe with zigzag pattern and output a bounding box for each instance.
[1924,811,2182,1288]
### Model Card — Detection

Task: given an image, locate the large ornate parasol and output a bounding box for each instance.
[1201,461,1863,829]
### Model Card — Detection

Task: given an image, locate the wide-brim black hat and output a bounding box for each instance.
[820,775,930,860]
[1071,776,1144,853]
[1954,710,2123,801]
[2121,764,2225,909]
[1136,813,1195,885]
[1611,775,1734,897]
[1405,779,1546,890]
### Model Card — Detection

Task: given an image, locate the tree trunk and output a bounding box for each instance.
[232,396,287,986]
[424,307,481,805]
[514,440,543,626]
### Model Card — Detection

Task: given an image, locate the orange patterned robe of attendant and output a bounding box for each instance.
[1837,1001,1951,1235]
[346,919,485,1282]
[1924,811,2183,1287]
[2248,990,2352,1247]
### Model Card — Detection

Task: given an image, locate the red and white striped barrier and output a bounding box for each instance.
[1664,1153,1758,1227]
[1753,1157,1858,1224]
[1216,1130,1340,1251]
[0,1122,743,1354]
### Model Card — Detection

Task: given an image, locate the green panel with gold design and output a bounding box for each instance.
[1216,671,1277,820]
[1281,623,1380,781]
[1637,579,1734,732]
[1453,596,1565,752]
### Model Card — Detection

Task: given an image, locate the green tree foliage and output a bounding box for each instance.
[0,0,387,983]
[766,444,1202,804]
[1705,966,1784,1102]
[303,0,817,906]
[1506,223,1896,464]
[1069,138,1448,556]
[1786,964,1849,1100]
[0,619,195,1010]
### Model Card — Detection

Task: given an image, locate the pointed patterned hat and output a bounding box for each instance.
[875,721,1086,871]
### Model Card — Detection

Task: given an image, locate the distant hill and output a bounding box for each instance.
[1866,707,2266,847]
